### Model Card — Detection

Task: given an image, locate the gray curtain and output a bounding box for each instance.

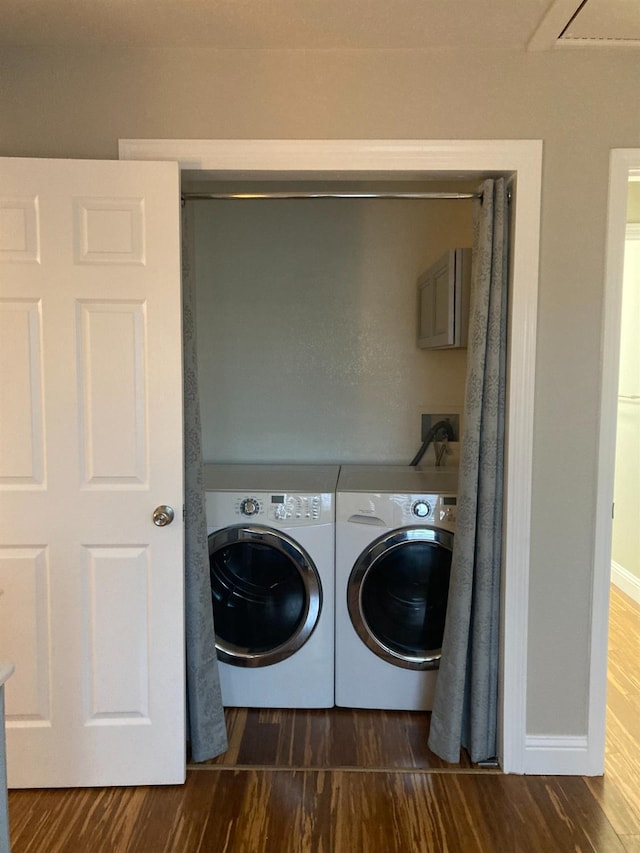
[428,178,509,764]
[182,202,228,762]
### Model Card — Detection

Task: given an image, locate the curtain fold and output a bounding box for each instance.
[182,202,228,762]
[428,178,509,764]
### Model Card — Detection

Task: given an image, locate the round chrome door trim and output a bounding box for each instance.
[347,526,454,671]
[209,524,323,668]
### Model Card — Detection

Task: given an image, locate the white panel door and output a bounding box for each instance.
[0,157,185,788]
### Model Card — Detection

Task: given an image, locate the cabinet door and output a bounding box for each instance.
[0,157,185,787]
[417,249,470,350]
[417,251,455,349]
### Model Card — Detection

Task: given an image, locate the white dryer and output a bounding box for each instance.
[204,463,339,708]
[335,465,458,711]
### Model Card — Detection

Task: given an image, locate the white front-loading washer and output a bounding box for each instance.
[205,463,339,708]
[335,465,458,711]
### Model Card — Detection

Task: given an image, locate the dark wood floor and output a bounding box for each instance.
[203,704,477,771]
[7,585,640,853]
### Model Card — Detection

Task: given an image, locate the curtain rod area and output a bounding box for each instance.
[182,191,481,201]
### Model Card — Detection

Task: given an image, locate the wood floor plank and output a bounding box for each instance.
[199,769,333,853]
[217,706,248,766]
[123,775,215,853]
[286,707,331,768]
[601,586,640,835]
[8,786,149,853]
[235,716,280,766]
[585,775,640,839]
[602,751,640,829]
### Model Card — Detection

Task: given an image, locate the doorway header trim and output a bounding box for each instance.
[119,138,542,177]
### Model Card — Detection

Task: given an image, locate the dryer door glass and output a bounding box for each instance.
[348,527,453,670]
[209,525,322,668]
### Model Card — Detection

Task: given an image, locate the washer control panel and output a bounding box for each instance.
[233,493,329,525]
[268,494,320,522]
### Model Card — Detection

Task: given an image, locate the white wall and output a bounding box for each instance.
[193,196,471,464]
[2,44,640,739]
[612,224,640,598]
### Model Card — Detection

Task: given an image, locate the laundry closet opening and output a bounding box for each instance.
[186,179,477,468]
[183,176,500,769]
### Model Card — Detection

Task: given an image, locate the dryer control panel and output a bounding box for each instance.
[338,491,457,532]
[400,494,457,529]
[409,495,457,525]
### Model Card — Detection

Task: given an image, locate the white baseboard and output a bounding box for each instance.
[523,735,595,775]
[611,560,640,605]
[523,560,640,776]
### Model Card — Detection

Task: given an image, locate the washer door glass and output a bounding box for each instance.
[209,525,322,668]
[348,526,453,671]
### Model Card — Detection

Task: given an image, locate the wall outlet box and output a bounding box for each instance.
[421,414,460,441]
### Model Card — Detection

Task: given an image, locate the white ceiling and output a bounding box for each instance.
[1,0,639,50]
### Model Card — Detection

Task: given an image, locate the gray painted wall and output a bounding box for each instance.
[2,45,640,738]
[193,197,471,464]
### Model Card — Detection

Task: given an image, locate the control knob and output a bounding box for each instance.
[240,498,260,517]
[412,500,431,519]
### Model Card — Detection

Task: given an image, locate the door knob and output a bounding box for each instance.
[153,505,175,526]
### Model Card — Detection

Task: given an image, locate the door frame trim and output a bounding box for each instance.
[120,138,542,774]
[590,150,640,775]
